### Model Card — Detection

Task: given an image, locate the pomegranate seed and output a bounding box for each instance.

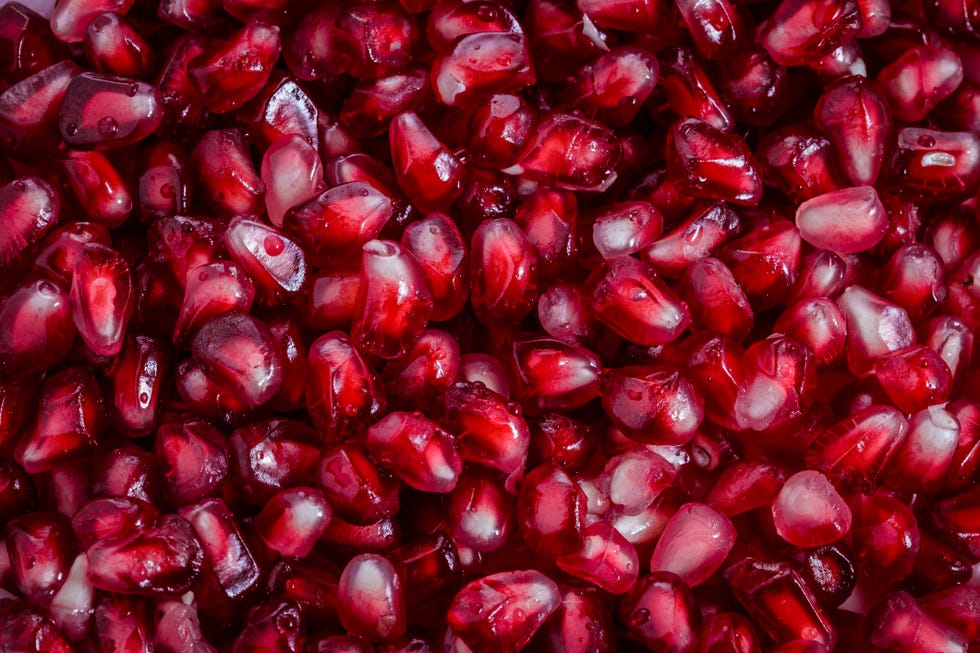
[509,337,601,412]
[49,0,134,43]
[679,257,754,339]
[866,591,968,653]
[759,0,860,66]
[319,444,399,525]
[837,285,915,377]
[136,141,190,224]
[224,215,308,305]
[886,127,980,199]
[717,45,789,127]
[155,420,229,507]
[6,511,77,607]
[0,599,73,653]
[918,585,980,643]
[470,218,539,327]
[188,19,280,114]
[878,46,964,122]
[174,261,256,346]
[699,612,761,653]
[556,520,640,594]
[447,569,560,653]
[254,487,332,559]
[58,72,162,148]
[381,329,460,413]
[0,278,75,376]
[229,420,320,505]
[0,60,81,160]
[513,112,621,191]
[726,558,836,649]
[618,572,699,651]
[109,335,169,435]
[60,149,132,229]
[0,4,69,79]
[83,12,155,77]
[648,502,735,587]
[667,118,762,206]
[814,75,892,187]
[15,367,106,473]
[771,470,851,548]
[233,600,304,652]
[886,405,961,495]
[180,498,261,599]
[337,554,406,642]
[191,128,266,218]
[447,467,514,552]
[851,491,920,582]
[306,332,386,443]
[592,201,664,261]
[532,587,614,653]
[367,411,462,493]
[644,201,742,278]
[191,312,283,408]
[389,111,464,213]
[155,598,214,653]
[601,364,703,445]
[431,32,534,107]
[516,463,586,556]
[86,514,204,595]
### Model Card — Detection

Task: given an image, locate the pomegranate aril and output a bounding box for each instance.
[512,112,621,192]
[591,201,664,261]
[532,587,614,653]
[389,111,463,213]
[805,404,908,492]
[58,72,162,148]
[886,405,960,495]
[368,411,462,493]
[618,572,699,651]
[447,467,514,552]
[86,514,204,595]
[601,364,703,445]
[0,3,69,79]
[567,46,658,127]
[756,126,848,203]
[319,444,400,525]
[187,19,279,114]
[644,201,742,278]
[467,93,537,170]
[795,545,855,610]
[192,311,282,408]
[649,502,735,587]
[444,374,527,468]
[337,553,406,642]
[774,298,847,366]
[851,491,920,582]
[306,331,385,443]
[686,334,745,431]
[136,140,190,224]
[667,118,762,206]
[877,45,963,122]
[0,60,80,160]
[253,487,332,559]
[381,329,460,413]
[772,470,851,548]
[469,218,538,327]
[48,552,92,641]
[109,334,169,435]
[431,32,534,107]
[91,445,166,507]
[224,215,307,306]
[794,186,887,255]
[0,177,58,272]
[726,558,836,649]
[716,45,789,127]
[699,612,761,653]
[447,569,560,653]
[180,498,261,600]
[555,519,639,594]
[233,600,304,652]
[886,127,980,199]
[156,598,215,653]
[880,244,947,322]
[83,12,155,77]
[659,46,733,132]
[49,0,133,43]
[192,128,266,217]
[0,278,75,376]
[866,591,968,653]
[341,67,430,139]
[0,599,73,653]
[60,149,132,228]
[676,0,748,60]
[719,220,802,311]
[96,594,152,653]
[837,285,915,377]
[228,420,318,506]
[875,346,953,414]
[331,4,412,79]
[814,75,892,187]
[260,134,323,229]
[759,0,860,66]
[516,463,585,556]
[5,511,77,607]
[15,366,106,473]
[680,257,753,340]
[174,261,255,346]
[401,213,469,322]
[735,334,816,432]
[509,337,601,412]
[918,585,980,643]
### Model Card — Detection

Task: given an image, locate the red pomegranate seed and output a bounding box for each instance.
[618,572,699,651]
[601,364,703,445]
[319,443,399,525]
[58,72,162,149]
[228,420,319,506]
[260,134,323,228]
[886,405,960,495]
[699,612,761,653]
[389,111,463,213]
[233,600,304,652]
[726,558,836,649]
[836,285,915,377]
[0,60,80,159]
[886,127,980,199]
[15,367,106,473]
[659,46,733,132]
[771,470,852,548]
[191,312,283,408]
[224,215,308,305]
[555,520,639,594]
[814,75,892,187]
[6,511,77,607]
[851,491,920,582]
[0,4,69,79]
[667,118,762,206]
[367,411,462,493]
[758,0,860,66]
[188,19,280,114]
[795,186,888,254]
[679,257,754,339]
[516,463,586,556]
[533,587,614,653]
[773,298,847,366]
[83,12,155,77]
[174,261,256,346]
[878,46,964,122]
[0,599,73,653]
[447,569,560,653]
[381,328,460,412]
[648,502,735,586]
[918,585,980,643]
[447,466,514,552]
[108,334,169,435]
[509,337,601,412]
[85,514,204,595]
[431,32,534,107]
[717,45,789,127]
[253,487,332,559]
[179,498,261,599]
[69,243,133,357]
[190,128,266,217]
[337,554,406,642]
[512,112,621,191]
[0,278,75,376]
[866,591,968,653]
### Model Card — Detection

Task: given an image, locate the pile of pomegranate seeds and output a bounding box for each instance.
[1,0,980,649]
